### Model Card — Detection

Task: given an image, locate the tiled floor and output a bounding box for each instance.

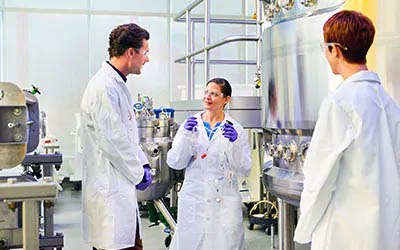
[54,188,310,250]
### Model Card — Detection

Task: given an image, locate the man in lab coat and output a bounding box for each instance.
[80,23,152,250]
[294,10,400,250]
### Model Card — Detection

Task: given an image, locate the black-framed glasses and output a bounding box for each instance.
[320,42,348,52]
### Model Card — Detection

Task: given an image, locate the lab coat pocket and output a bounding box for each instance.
[221,196,243,229]
[177,194,197,228]
[220,196,245,249]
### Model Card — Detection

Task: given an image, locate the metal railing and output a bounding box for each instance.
[174,0,263,100]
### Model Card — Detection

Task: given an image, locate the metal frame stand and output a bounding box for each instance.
[278,198,295,250]
[0,180,58,250]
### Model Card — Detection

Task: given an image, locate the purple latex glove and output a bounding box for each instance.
[183,116,198,131]
[136,164,152,191]
[223,122,238,142]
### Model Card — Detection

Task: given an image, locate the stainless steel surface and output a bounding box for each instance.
[176,59,257,65]
[153,199,177,232]
[137,116,177,202]
[23,200,39,250]
[176,17,256,25]
[0,82,27,169]
[256,0,262,86]
[263,134,309,206]
[186,10,193,100]
[204,0,210,83]
[261,12,336,131]
[174,35,259,63]
[0,182,57,200]
[170,96,262,128]
[278,199,295,250]
[264,0,345,25]
[0,181,58,250]
[173,0,204,22]
[23,91,40,153]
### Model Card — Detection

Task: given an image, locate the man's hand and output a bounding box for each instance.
[136,164,152,191]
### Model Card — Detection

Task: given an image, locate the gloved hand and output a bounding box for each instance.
[136,164,152,191]
[223,122,238,142]
[184,116,198,131]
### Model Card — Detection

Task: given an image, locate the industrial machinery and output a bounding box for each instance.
[0,82,63,250]
[133,95,179,238]
[260,0,400,249]
[134,95,178,202]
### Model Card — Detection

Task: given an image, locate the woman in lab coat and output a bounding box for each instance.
[167,78,252,250]
[294,11,400,250]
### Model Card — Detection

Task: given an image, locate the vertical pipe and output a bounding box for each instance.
[278,199,295,250]
[23,200,39,250]
[0,0,4,81]
[43,165,54,238]
[190,21,196,99]
[256,0,263,95]
[185,10,192,100]
[204,0,210,84]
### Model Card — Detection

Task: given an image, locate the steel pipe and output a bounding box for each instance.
[154,199,177,232]
[174,35,259,63]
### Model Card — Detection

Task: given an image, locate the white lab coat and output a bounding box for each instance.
[80,62,149,249]
[294,71,400,250]
[167,112,252,250]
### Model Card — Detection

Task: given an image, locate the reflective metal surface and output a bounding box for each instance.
[263,134,309,206]
[260,1,400,249]
[0,82,27,169]
[171,96,262,128]
[261,12,336,131]
[24,91,40,153]
[137,116,178,202]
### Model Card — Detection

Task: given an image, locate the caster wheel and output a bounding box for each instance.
[74,182,82,191]
[248,223,255,230]
[165,235,172,248]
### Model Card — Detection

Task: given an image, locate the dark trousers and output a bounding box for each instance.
[92,223,143,250]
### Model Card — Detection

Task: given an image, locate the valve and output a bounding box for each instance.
[7,202,17,212]
[300,143,309,162]
[275,143,285,159]
[301,0,317,7]
[279,0,295,10]
[266,143,276,156]
[283,141,297,162]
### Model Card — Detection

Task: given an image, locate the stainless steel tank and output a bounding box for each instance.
[261,0,400,207]
[135,100,178,202]
[261,1,343,206]
[260,1,400,249]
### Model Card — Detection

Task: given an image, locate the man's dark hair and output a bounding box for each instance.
[206,77,232,97]
[108,23,150,58]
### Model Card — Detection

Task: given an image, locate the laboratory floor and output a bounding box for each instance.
[54,187,310,250]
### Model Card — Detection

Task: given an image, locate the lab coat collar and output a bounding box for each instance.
[338,70,381,90]
[194,111,232,143]
[102,61,126,85]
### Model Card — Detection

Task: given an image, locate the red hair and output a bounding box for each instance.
[323,10,375,64]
